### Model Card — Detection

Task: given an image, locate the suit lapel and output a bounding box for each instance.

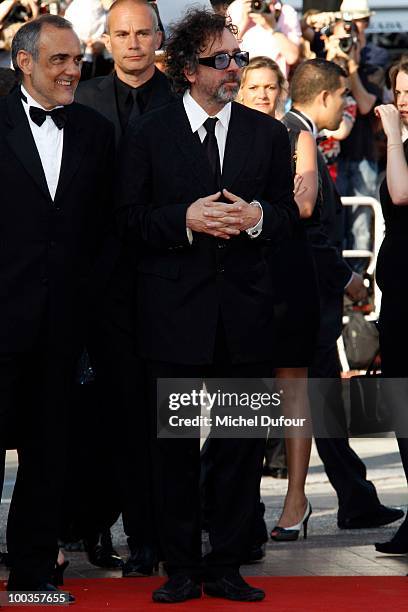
[5,89,51,201]
[164,101,215,193]
[145,69,174,112]
[54,105,88,203]
[221,103,254,190]
[98,74,121,145]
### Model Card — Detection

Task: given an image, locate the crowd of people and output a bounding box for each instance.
[0,0,408,605]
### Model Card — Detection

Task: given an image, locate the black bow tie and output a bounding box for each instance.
[29,106,67,130]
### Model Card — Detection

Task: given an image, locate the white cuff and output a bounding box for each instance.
[246,201,263,239]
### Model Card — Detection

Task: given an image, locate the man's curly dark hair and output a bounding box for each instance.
[165,8,238,94]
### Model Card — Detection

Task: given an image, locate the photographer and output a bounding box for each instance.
[228,0,300,77]
[325,18,382,274]
[210,0,233,15]
[325,20,376,115]
[340,0,389,69]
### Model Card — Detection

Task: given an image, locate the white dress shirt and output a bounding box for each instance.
[21,85,64,201]
[183,90,263,238]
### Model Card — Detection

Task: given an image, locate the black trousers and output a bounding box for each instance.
[380,293,408,489]
[146,321,272,579]
[0,346,78,588]
[62,259,154,547]
[310,291,381,521]
[87,295,154,547]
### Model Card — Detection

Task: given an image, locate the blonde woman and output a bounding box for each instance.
[239,57,319,541]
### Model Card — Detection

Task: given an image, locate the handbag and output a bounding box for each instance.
[349,352,393,436]
[342,312,380,370]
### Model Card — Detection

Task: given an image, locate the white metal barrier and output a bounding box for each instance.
[341,196,385,320]
[338,196,384,372]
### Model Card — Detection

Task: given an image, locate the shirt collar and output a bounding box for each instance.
[20,85,63,111]
[289,108,318,138]
[183,90,231,133]
[114,69,157,97]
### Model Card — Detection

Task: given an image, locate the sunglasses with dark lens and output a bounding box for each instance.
[198,51,250,70]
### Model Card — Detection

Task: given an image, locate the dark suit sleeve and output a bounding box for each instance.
[96,121,116,244]
[90,119,117,295]
[258,122,299,240]
[115,120,191,249]
[312,244,353,294]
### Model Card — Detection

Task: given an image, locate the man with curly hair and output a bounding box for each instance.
[116,7,298,603]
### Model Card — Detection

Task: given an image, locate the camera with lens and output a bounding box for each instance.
[250,0,271,13]
[338,34,358,54]
[318,12,358,55]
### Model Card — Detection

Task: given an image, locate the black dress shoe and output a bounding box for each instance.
[85,530,124,569]
[338,506,404,529]
[262,466,288,479]
[375,516,408,554]
[375,540,408,554]
[0,552,9,567]
[122,545,157,577]
[152,575,201,603]
[7,581,75,604]
[243,543,266,564]
[203,573,265,601]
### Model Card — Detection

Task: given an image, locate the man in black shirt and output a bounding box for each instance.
[76,0,173,145]
[74,0,174,578]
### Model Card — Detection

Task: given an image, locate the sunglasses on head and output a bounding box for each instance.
[198,51,250,70]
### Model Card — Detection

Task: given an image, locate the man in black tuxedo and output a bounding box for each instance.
[283,59,403,530]
[117,8,298,603]
[73,0,175,577]
[0,15,114,595]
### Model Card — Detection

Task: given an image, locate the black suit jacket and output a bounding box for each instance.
[282,110,352,295]
[0,88,115,353]
[75,68,176,313]
[75,68,175,147]
[116,100,299,365]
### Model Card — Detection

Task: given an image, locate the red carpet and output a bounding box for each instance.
[2,577,408,611]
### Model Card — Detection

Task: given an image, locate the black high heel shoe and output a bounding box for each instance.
[270,500,312,542]
[52,560,69,587]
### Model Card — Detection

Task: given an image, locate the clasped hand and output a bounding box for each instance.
[186,189,261,240]
[374,104,402,142]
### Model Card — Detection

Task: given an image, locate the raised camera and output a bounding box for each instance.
[338,35,357,54]
[250,0,271,14]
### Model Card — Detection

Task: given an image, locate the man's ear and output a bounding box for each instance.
[321,89,330,108]
[16,50,33,76]
[102,33,112,54]
[154,30,163,51]
[184,64,197,85]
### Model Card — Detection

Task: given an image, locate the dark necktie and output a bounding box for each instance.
[29,106,67,130]
[128,89,141,125]
[202,117,221,186]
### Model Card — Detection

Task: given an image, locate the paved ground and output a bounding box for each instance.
[1,437,407,581]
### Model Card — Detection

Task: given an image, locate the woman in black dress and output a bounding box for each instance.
[239,57,319,541]
[374,57,408,554]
